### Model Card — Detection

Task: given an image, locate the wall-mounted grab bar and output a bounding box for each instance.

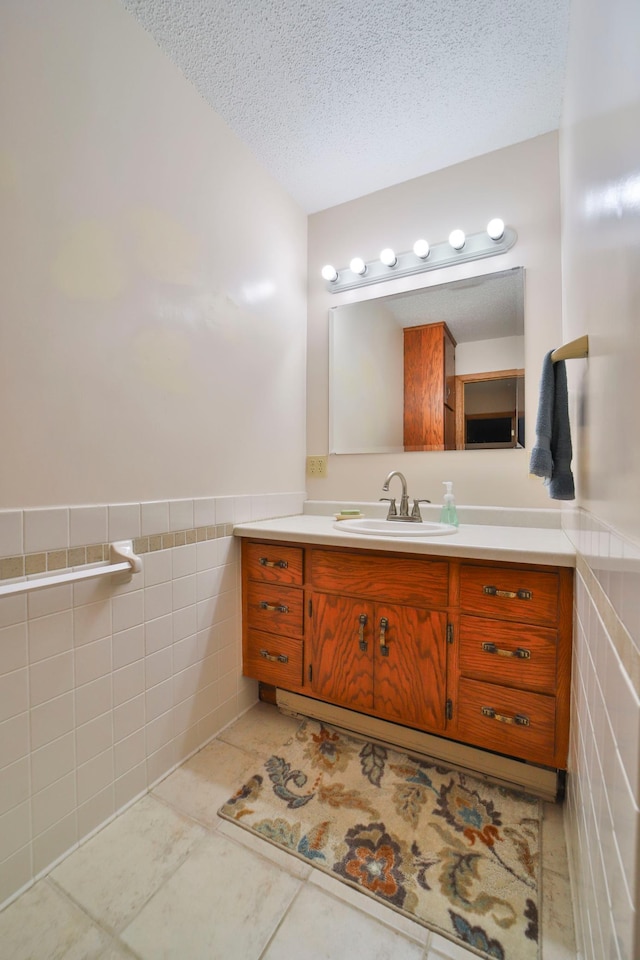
[0,540,142,599]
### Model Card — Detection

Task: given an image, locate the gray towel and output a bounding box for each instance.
[529,350,575,500]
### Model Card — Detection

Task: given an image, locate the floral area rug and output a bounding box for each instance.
[218,720,541,960]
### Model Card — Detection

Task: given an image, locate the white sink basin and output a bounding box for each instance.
[334,518,458,537]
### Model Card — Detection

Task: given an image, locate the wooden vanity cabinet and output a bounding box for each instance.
[309,548,448,731]
[241,539,573,771]
[403,321,456,451]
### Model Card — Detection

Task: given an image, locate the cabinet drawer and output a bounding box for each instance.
[244,631,303,687]
[246,582,304,638]
[460,564,559,626]
[245,542,303,585]
[456,678,556,766]
[459,615,557,694]
[310,549,448,607]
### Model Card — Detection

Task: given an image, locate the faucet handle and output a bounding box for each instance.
[379,497,397,518]
[411,498,431,519]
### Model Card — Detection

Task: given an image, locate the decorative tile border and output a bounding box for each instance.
[0,523,235,582]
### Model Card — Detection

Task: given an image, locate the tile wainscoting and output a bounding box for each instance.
[563,510,639,960]
[0,492,305,908]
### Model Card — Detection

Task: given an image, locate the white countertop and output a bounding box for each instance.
[233,513,576,567]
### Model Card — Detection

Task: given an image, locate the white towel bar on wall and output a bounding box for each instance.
[0,540,142,599]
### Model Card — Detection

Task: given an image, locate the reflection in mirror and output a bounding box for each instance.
[329,267,525,454]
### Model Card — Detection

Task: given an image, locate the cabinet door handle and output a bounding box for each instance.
[481,706,530,726]
[259,557,288,569]
[358,613,368,651]
[259,601,289,613]
[259,649,289,664]
[483,585,533,600]
[379,617,390,656]
[482,642,531,660]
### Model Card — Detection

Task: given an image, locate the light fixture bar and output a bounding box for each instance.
[324,226,517,293]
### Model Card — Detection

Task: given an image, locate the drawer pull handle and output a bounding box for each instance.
[259,601,289,613]
[482,642,531,660]
[358,613,368,651]
[259,649,289,664]
[259,557,288,569]
[379,616,390,657]
[481,706,530,726]
[483,585,533,600]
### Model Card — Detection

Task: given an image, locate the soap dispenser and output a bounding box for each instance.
[440,481,459,527]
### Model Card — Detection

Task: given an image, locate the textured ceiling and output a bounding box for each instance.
[120,0,570,212]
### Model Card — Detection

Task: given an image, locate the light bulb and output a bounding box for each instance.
[350,257,367,276]
[380,248,397,267]
[449,229,466,251]
[321,264,338,282]
[487,218,505,240]
[413,239,430,259]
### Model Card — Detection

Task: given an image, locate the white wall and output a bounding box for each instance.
[559,0,640,956]
[307,133,563,506]
[0,0,307,908]
[0,0,307,509]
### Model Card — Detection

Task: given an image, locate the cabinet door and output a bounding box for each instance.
[374,603,447,730]
[311,595,374,711]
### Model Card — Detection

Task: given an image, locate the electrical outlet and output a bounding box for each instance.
[306,455,328,478]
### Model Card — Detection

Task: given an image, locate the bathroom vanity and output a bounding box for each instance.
[235,510,575,798]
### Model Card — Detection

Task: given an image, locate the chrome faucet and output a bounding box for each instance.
[381,471,430,522]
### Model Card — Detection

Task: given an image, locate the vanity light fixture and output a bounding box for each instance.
[379,247,397,267]
[321,264,338,282]
[487,218,505,241]
[322,219,517,292]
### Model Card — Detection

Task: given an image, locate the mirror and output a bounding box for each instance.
[329,267,525,453]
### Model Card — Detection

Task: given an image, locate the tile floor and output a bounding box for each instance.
[0,702,577,959]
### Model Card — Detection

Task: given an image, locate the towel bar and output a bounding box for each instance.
[551,335,589,362]
[0,540,142,598]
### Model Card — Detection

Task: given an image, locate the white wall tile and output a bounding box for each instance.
[114,763,146,811]
[28,610,73,663]
[76,748,113,805]
[214,498,234,524]
[27,584,72,621]
[112,591,144,634]
[24,508,68,553]
[196,539,217,571]
[144,549,172,587]
[146,711,173,755]
[145,647,173,689]
[0,622,27,675]
[0,800,31,862]
[32,770,76,835]
[69,506,108,547]
[0,510,23,557]
[75,675,112,726]
[144,582,172,622]
[172,576,196,611]
[172,544,196,579]
[145,614,172,654]
[31,693,74,750]
[114,729,145,778]
[140,501,169,536]
[32,811,77,876]
[74,636,112,687]
[169,499,193,532]
[29,651,73,707]
[146,678,173,722]
[112,624,145,671]
[172,605,196,643]
[31,732,75,793]
[77,784,114,840]
[112,660,145,708]
[73,599,111,647]
[0,713,30,768]
[193,498,215,527]
[76,712,113,766]
[114,694,145,743]
[108,504,141,542]
[0,668,28,722]
[0,594,27,629]
[0,756,30,817]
